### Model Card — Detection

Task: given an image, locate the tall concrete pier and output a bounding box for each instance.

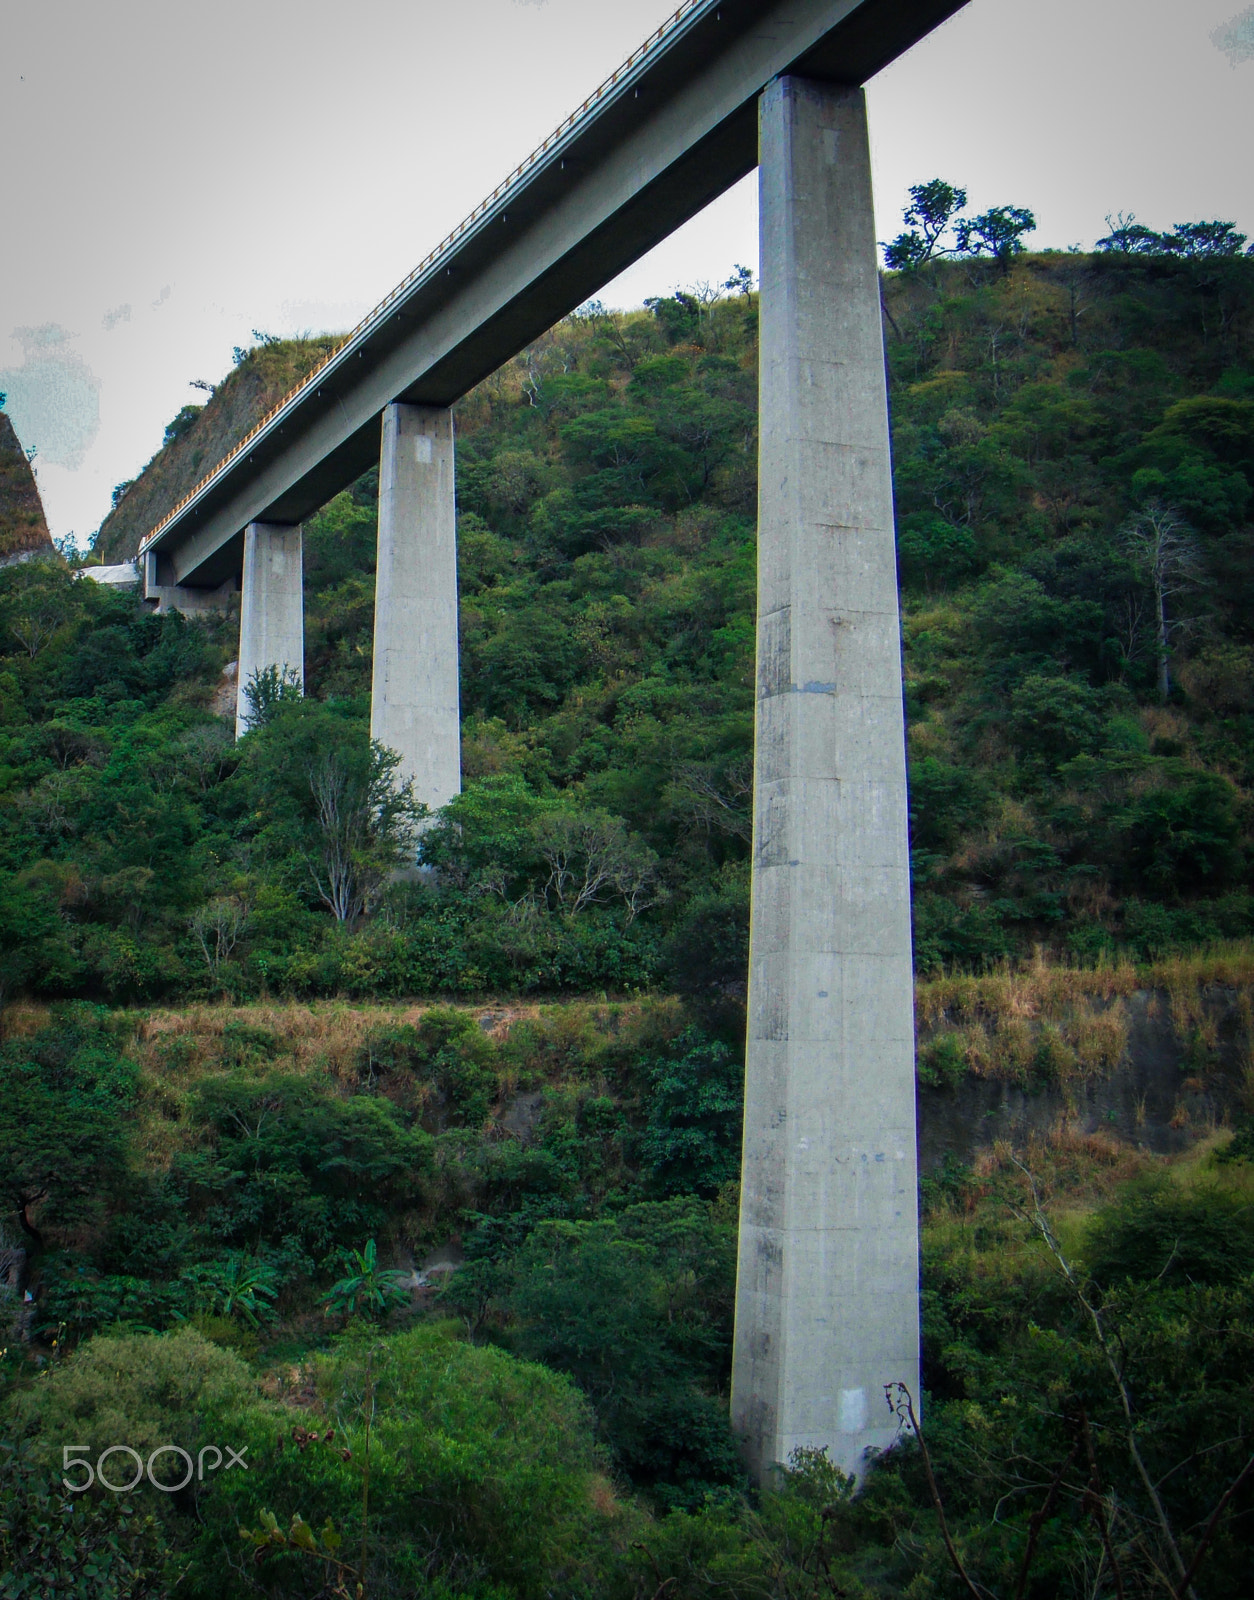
[730,77,919,1480]
[370,403,462,813]
[235,521,304,737]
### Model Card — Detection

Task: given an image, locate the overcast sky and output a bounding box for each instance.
[2,0,1251,547]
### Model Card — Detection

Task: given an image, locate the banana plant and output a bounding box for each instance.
[321,1240,410,1320]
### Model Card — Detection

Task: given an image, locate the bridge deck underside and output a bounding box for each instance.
[141,0,965,588]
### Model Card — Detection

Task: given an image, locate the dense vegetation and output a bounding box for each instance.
[1,997,1252,1597]
[3,221,1254,1597]
[4,246,1254,1007]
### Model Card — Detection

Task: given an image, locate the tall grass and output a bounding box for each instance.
[917,941,1254,1085]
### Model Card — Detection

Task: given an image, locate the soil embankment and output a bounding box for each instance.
[0,411,54,563]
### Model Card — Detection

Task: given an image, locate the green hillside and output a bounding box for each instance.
[2,243,1254,1598]
[1,980,1252,1597]
[3,250,1253,1004]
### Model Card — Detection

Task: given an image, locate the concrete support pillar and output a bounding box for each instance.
[370,402,461,813]
[234,522,304,738]
[730,77,919,1482]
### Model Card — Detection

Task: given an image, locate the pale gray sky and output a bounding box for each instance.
[1,0,1250,546]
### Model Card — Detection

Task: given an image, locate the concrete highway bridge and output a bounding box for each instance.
[137,0,968,1480]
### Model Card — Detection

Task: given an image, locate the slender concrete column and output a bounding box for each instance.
[234,522,304,738]
[730,77,919,1482]
[370,403,461,813]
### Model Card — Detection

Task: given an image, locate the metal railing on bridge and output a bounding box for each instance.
[139,0,710,555]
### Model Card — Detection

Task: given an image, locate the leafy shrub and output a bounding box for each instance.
[504,1199,741,1508]
[5,1326,258,1468]
[662,872,750,1004]
[917,1032,968,1090]
[1008,673,1108,772]
[174,1072,432,1254]
[1115,770,1242,895]
[0,1441,168,1600]
[1085,1182,1254,1288]
[215,1020,279,1069]
[191,1324,623,1600]
[358,1007,498,1127]
[37,1265,182,1338]
[897,512,980,588]
[639,1029,743,1197]
[0,1014,137,1247]
[912,894,1014,974]
[909,757,993,853]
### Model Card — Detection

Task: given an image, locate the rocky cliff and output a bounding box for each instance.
[0,411,54,563]
[93,335,343,562]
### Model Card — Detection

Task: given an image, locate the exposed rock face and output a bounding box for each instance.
[0,411,54,564]
[94,336,343,562]
[917,986,1247,1171]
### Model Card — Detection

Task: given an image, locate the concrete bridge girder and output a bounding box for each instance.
[137,0,964,591]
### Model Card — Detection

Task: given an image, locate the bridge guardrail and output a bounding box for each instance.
[139,0,709,555]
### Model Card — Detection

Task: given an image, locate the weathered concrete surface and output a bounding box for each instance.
[145,580,236,616]
[235,522,303,738]
[370,404,461,813]
[139,555,237,615]
[730,77,918,1483]
[80,562,141,588]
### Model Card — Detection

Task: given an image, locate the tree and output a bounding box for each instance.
[177,720,237,791]
[722,263,755,296]
[0,884,58,1016]
[242,663,302,728]
[896,512,979,589]
[0,1025,134,1248]
[1008,674,1107,772]
[321,1239,410,1320]
[639,1029,743,1196]
[1121,500,1202,699]
[955,205,1036,270]
[162,404,203,447]
[1096,216,1250,260]
[188,893,251,992]
[504,1199,742,1506]
[1118,770,1241,895]
[0,563,72,658]
[1096,213,1167,254]
[533,807,659,921]
[1162,220,1248,259]
[181,1071,431,1254]
[305,741,421,923]
[883,178,968,271]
